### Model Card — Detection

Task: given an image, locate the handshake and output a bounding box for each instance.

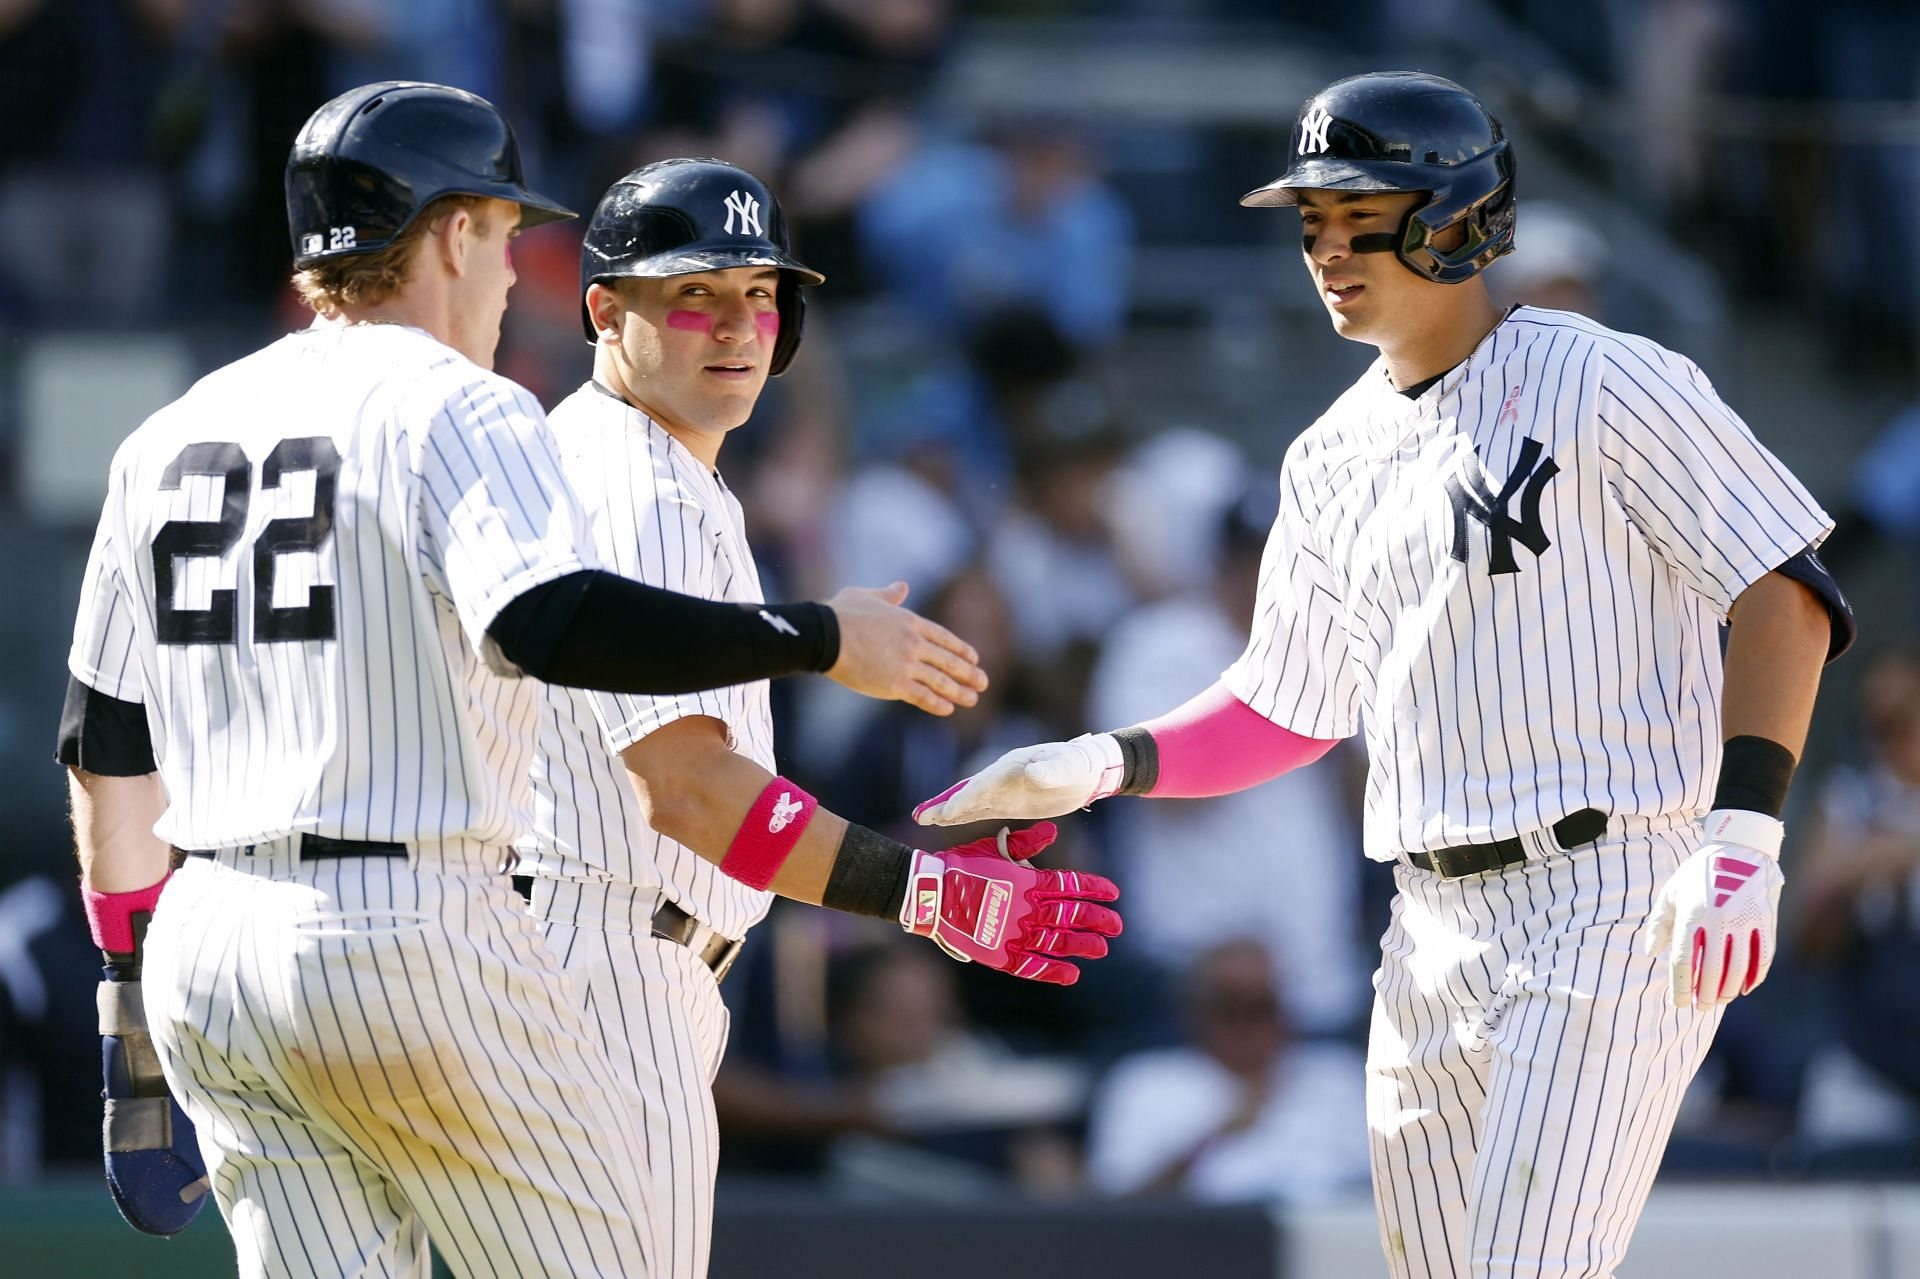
[900,735,1129,987]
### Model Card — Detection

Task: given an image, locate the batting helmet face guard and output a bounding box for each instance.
[286,81,574,269]
[1241,72,1516,285]
[578,158,825,376]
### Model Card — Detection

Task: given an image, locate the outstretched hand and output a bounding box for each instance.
[912,734,1125,826]
[827,582,988,716]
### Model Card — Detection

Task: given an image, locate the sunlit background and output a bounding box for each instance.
[3,1,1920,1275]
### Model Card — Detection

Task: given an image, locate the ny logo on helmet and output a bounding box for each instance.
[723,190,763,237]
[1299,105,1334,156]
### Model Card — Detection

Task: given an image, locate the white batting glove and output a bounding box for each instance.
[912,733,1126,827]
[1644,809,1786,1008]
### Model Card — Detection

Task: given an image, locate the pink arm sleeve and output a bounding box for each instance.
[1135,681,1340,798]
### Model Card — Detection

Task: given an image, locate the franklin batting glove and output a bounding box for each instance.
[900,823,1122,986]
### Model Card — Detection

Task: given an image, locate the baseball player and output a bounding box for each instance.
[57,83,986,1278]
[515,157,1123,1279]
[915,72,1854,1279]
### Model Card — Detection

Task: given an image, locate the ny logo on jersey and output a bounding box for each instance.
[1444,435,1560,575]
[723,189,763,237]
[1299,104,1334,155]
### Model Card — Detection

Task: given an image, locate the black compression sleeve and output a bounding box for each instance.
[55,676,157,775]
[489,570,839,694]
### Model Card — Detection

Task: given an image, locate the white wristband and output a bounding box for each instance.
[1702,808,1784,859]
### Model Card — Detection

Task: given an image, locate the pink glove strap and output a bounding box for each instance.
[1136,681,1340,798]
[82,875,171,955]
[719,778,817,890]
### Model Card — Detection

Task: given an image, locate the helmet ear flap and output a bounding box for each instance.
[1394,148,1517,284]
[770,274,805,376]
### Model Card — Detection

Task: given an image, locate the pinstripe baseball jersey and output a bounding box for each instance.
[518,383,775,940]
[66,321,597,855]
[1224,306,1832,860]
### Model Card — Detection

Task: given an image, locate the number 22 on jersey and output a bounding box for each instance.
[150,437,340,645]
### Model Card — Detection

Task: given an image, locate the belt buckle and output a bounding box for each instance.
[708,937,745,985]
[1425,845,1472,879]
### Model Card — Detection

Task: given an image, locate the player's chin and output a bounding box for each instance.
[1324,306,1374,342]
[702,377,768,419]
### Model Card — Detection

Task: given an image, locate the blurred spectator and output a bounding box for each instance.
[307,0,509,102]
[1084,939,1368,1203]
[553,0,656,143]
[0,0,180,323]
[1490,200,1608,318]
[829,441,976,607]
[821,941,1088,1194]
[644,0,956,292]
[1105,427,1247,603]
[1792,650,1920,1119]
[829,563,1048,840]
[860,116,1134,350]
[985,391,1136,672]
[1625,0,1740,227]
[1819,399,1920,614]
[1089,472,1368,1036]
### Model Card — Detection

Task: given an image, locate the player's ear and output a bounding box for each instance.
[586,282,623,344]
[422,205,475,279]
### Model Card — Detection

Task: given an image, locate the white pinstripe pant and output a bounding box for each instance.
[142,851,655,1279]
[1367,815,1720,1279]
[532,880,733,1279]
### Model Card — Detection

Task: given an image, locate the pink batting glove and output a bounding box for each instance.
[899,822,1123,986]
[1644,809,1786,1008]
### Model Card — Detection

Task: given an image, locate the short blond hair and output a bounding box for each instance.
[291,194,492,315]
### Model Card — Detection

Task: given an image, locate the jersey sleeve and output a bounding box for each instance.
[415,374,598,659]
[1221,460,1363,740]
[581,479,737,754]
[67,481,146,703]
[1597,345,1832,615]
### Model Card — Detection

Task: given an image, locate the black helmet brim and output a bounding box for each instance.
[1239,161,1421,208]
[589,247,825,288]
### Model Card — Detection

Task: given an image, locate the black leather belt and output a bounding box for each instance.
[183,835,407,861]
[509,878,743,984]
[1408,808,1609,878]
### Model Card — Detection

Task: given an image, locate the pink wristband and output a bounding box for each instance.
[720,778,818,890]
[82,874,171,955]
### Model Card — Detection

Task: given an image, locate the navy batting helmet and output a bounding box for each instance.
[578,158,825,376]
[1240,72,1516,284]
[286,81,574,269]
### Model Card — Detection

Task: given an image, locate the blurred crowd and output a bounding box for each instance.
[4,0,1920,1206]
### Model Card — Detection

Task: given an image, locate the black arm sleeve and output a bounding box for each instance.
[55,675,157,776]
[489,570,840,694]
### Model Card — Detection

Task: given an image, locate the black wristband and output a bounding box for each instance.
[821,823,914,920]
[1112,727,1160,796]
[1712,735,1798,819]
